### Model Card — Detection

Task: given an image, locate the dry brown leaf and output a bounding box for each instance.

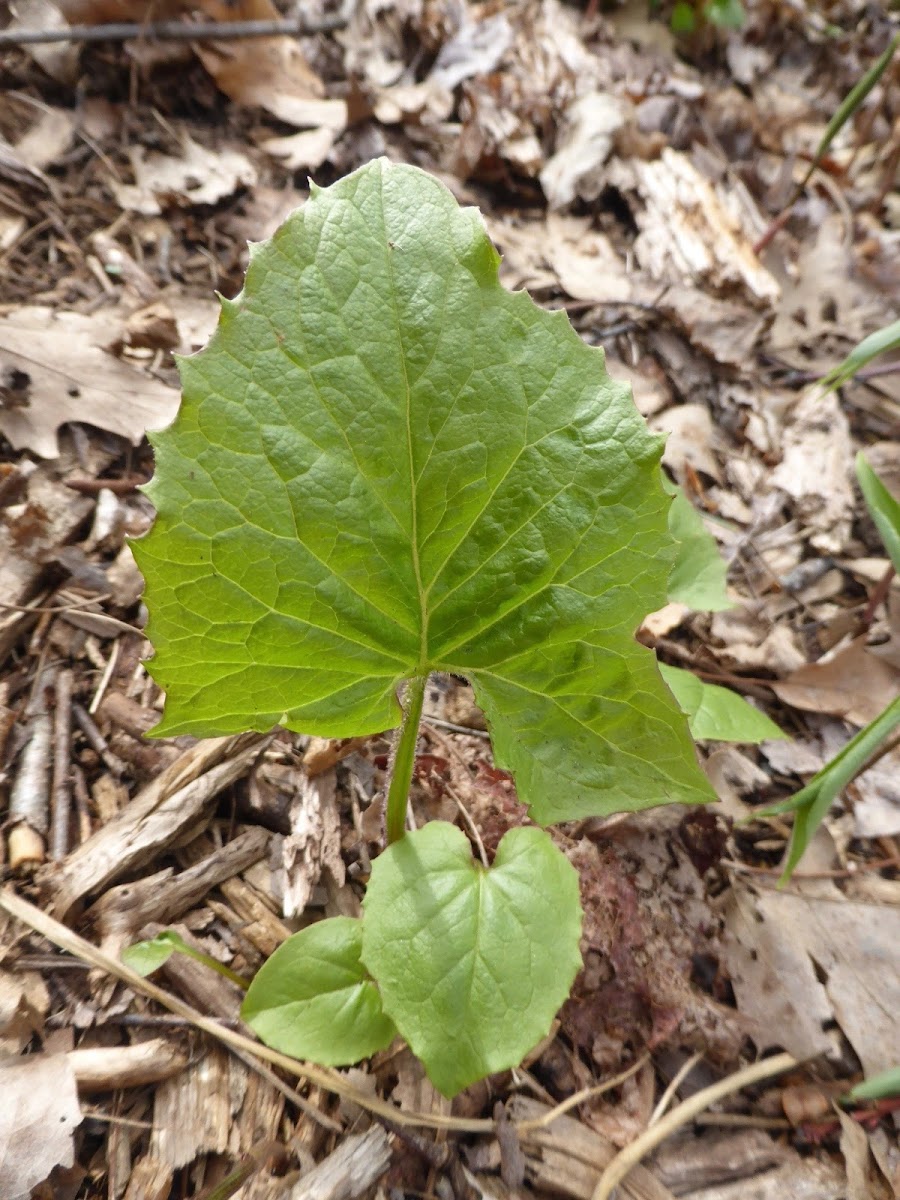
[540,93,629,210]
[428,9,513,90]
[769,216,885,370]
[259,100,348,171]
[13,106,75,172]
[652,403,723,483]
[770,387,854,555]
[0,970,50,1055]
[111,135,257,216]
[710,606,806,674]
[849,743,900,838]
[545,213,633,304]
[724,883,900,1077]
[0,306,179,459]
[194,26,325,125]
[837,1109,893,1200]
[772,637,900,726]
[0,1053,83,1199]
[7,0,80,82]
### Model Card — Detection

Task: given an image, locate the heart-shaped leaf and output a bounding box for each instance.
[135,157,713,821]
[361,822,582,1097]
[241,917,396,1065]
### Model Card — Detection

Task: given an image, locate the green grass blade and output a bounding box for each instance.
[845,1067,900,1103]
[856,452,900,576]
[821,319,900,392]
[756,697,900,883]
[797,31,900,195]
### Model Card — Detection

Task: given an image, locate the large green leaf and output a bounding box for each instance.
[241,917,396,1065]
[135,158,713,822]
[660,664,784,742]
[361,822,582,1097]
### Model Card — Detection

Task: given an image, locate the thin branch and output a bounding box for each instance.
[590,1052,800,1200]
[0,15,347,48]
[49,669,73,861]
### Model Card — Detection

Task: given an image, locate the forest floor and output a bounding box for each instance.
[0,1,899,1198]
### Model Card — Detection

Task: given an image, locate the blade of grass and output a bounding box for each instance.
[755,697,900,883]
[796,31,900,198]
[856,452,900,576]
[820,321,900,393]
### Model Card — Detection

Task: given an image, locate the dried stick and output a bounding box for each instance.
[0,15,347,47]
[8,667,57,868]
[590,1052,800,1200]
[49,668,73,861]
[0,886,650,1139]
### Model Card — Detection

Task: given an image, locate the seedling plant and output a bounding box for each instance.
[134,159,780,1096]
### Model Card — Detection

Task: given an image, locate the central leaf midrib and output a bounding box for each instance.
[377,168,429,671]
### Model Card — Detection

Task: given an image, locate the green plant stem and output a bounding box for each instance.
[386,675,427,845]
[179,943,250,991]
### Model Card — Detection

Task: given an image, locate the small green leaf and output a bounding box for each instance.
[361,822,582,1097]
[121,930,189,976]
[705,0,745,28]
[241,917,396,1065]
[660,664,785,742]
[135,157,713,823]
[856,453,900,576]
[671,1,697,33]
[665,483,731,611]
[845,1067,900,1103]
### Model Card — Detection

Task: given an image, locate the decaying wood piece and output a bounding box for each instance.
[49,668,73,861]
[506,1096,676,1200]
[7,667,56,869]
[122,1154,173,1200]
[607,148,779,308]
[280,768,345,919]
[68,1036,189,1091]
[150,1044,234,1170]
[44,731,271,917]
[87,825,271,958]
[149,1043,286,1174]
[291,1127,391,1200]
[216,874,293,957]
[651,1129,787,1194]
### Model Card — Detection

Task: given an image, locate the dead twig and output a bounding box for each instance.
[49,668,73,861]
[590,1052,800,1200]
[0,15,347,48]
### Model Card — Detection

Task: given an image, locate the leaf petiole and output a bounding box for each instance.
[386,675,427,845]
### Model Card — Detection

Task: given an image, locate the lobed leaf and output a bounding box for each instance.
[241,917,396,1065]
[361,822,582,1097]
[135,158,713,822]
